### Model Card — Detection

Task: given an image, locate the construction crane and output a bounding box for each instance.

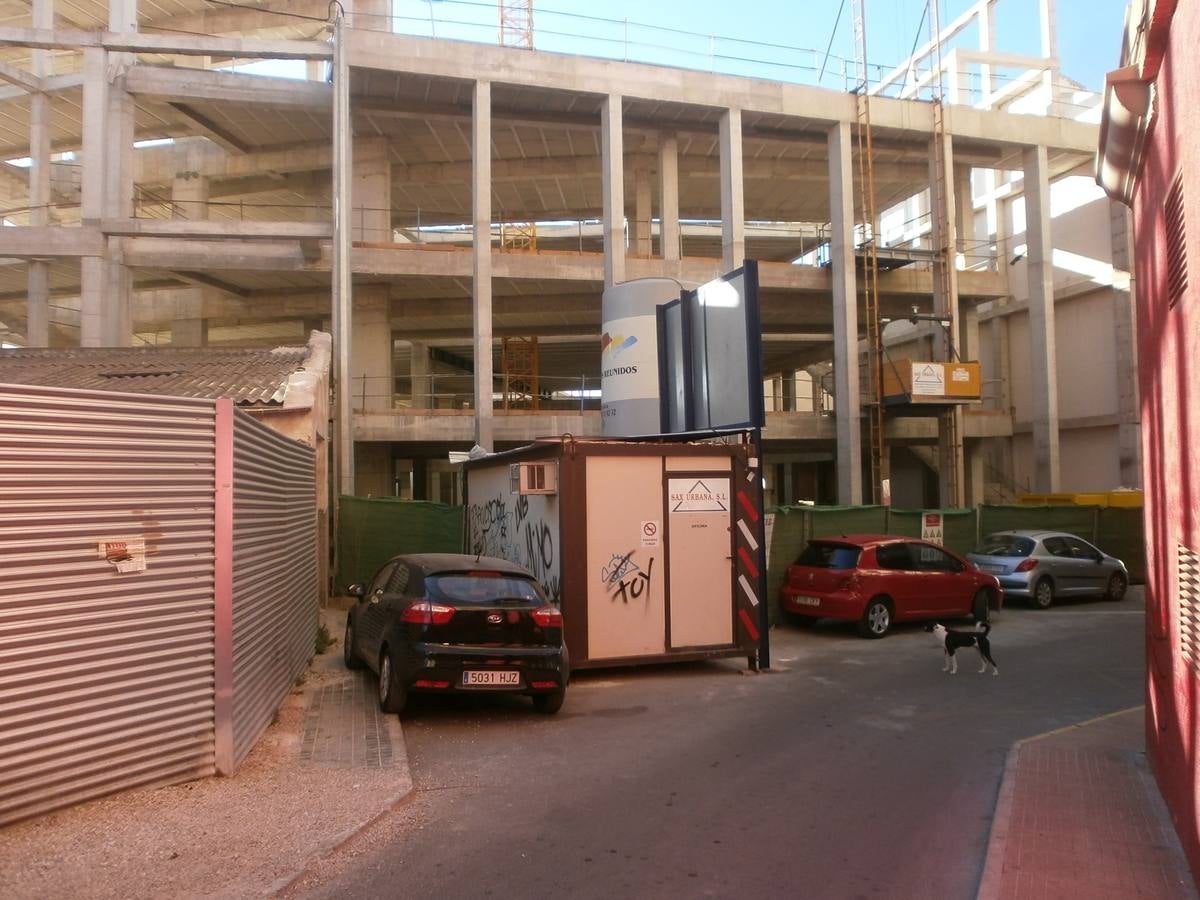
[499,0,534,49]
[850,0,886,505]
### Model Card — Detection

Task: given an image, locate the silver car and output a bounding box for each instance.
[966,530,1129,609]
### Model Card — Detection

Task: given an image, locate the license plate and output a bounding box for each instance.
[462,670,520,687]
[794,595,821,607]
[981,565,1004,574]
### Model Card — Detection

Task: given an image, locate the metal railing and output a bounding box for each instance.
[351,371,833,416]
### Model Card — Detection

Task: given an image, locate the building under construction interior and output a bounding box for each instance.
[0,0,1140,509]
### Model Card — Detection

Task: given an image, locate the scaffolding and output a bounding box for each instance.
[851,0,886,505]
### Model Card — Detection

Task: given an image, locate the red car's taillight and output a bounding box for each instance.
[839,572,861,591]
[531,605,563,628]
[1015,559,1038,572]
[402,599,455,624]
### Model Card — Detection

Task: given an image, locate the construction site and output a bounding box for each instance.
[0,0,1138,510]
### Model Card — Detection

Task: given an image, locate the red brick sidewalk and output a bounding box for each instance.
[977,707,1197,900]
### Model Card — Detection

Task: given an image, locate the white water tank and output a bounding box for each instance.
[600,278,683,437]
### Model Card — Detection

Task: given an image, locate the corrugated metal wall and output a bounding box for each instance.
[0,384,219,826]
[227,407,317,766]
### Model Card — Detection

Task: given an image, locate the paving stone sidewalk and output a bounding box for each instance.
[977,707,1198,900]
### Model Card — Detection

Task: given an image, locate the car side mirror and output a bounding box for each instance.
[347,583,365,599]
[1095,552,1104,563]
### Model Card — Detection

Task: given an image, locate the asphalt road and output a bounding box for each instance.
[292,590,1145,900]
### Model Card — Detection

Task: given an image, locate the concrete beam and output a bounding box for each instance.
[0,28,333,60]
[126,66,332,108]
[0,228,105,260]
[346,30,1099,154]
[101,218,332,240]
[168,103,251,154]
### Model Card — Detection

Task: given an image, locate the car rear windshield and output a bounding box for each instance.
[795,542,862,569]
[973,535,1036,558]
[425,573,545,606]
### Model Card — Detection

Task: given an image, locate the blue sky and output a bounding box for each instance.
[401,0,1129,92]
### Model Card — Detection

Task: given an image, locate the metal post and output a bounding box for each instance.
[753,428,771,670]
[332,12,354,500]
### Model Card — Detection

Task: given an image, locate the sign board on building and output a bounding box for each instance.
[97,537,146,574]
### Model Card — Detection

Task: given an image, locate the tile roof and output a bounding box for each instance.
[0,345,317,406]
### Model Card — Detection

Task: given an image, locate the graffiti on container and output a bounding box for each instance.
[465,491,560,602]
[602,550,655,605]
[466,497,511,559]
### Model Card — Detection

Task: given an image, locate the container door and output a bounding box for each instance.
[586,457,667,660]
[667,475,734,648]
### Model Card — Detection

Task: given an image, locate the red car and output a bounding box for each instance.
[779,534,1001,638]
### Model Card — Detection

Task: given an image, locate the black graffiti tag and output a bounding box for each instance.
[607,555,654,605]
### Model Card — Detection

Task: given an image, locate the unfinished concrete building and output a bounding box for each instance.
[0,0,1138,508]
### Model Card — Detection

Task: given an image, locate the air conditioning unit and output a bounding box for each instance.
[510,462,557,495]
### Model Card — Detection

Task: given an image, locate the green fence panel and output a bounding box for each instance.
[980,504,1099,541]
[808,504,889,538]
[766,506,811,624]
[886,508,978,555]
[335,497,464,593]
[1096,506,1147,583]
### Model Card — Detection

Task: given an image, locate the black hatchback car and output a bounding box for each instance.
[343,553,568,715]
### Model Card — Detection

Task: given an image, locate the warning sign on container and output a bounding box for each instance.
[911,363,946,396]
[921,513,944,545]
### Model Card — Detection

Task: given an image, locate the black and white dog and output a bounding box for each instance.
[926,622,999,676]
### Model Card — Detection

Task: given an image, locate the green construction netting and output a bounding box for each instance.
[335,497,464,593]
[887,508,978,555]
[980,504,1099,539]
[1096,506,1147,583]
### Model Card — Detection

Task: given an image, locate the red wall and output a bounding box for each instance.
[1133,0,1200,879]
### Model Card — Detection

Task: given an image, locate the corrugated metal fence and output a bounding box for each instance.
[0,386,316,826]
[226,406,317,768]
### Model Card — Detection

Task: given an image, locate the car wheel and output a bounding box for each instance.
[343,615,362,670]
[857,598,892,639]
[972,589,990,623]
[782,610,819,628]
[1105,572,1128,601]
[377,647,407,714]
[532,689,566,715]
[1033,577,1054,609]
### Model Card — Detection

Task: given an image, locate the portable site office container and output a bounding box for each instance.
[462,438,762,669]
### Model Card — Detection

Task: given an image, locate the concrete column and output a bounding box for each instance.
[827,121,862,505]
[1110,199,1142,487]
[1023,145,1060,492]
[80,46,109,347]
[352,138,392,243]
[344,0,391,31]
[351,285,392,411]
[409,339,431,410]
[102,0,137,347]
[472,80,494,450]
[601,93,625,286]
[166,155,208,344]
[25,0,53,347]
[781,370,797,413]
[353,444,393,497]
[719,108,745,270]
[633,168,652,257]
[979,1,996,109]
[172,140,210,221]
[171,288,208,347]
[965,439,986,507]
[1039,0,1059,113]
[930,132,964,507]
[658,135,680,261]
